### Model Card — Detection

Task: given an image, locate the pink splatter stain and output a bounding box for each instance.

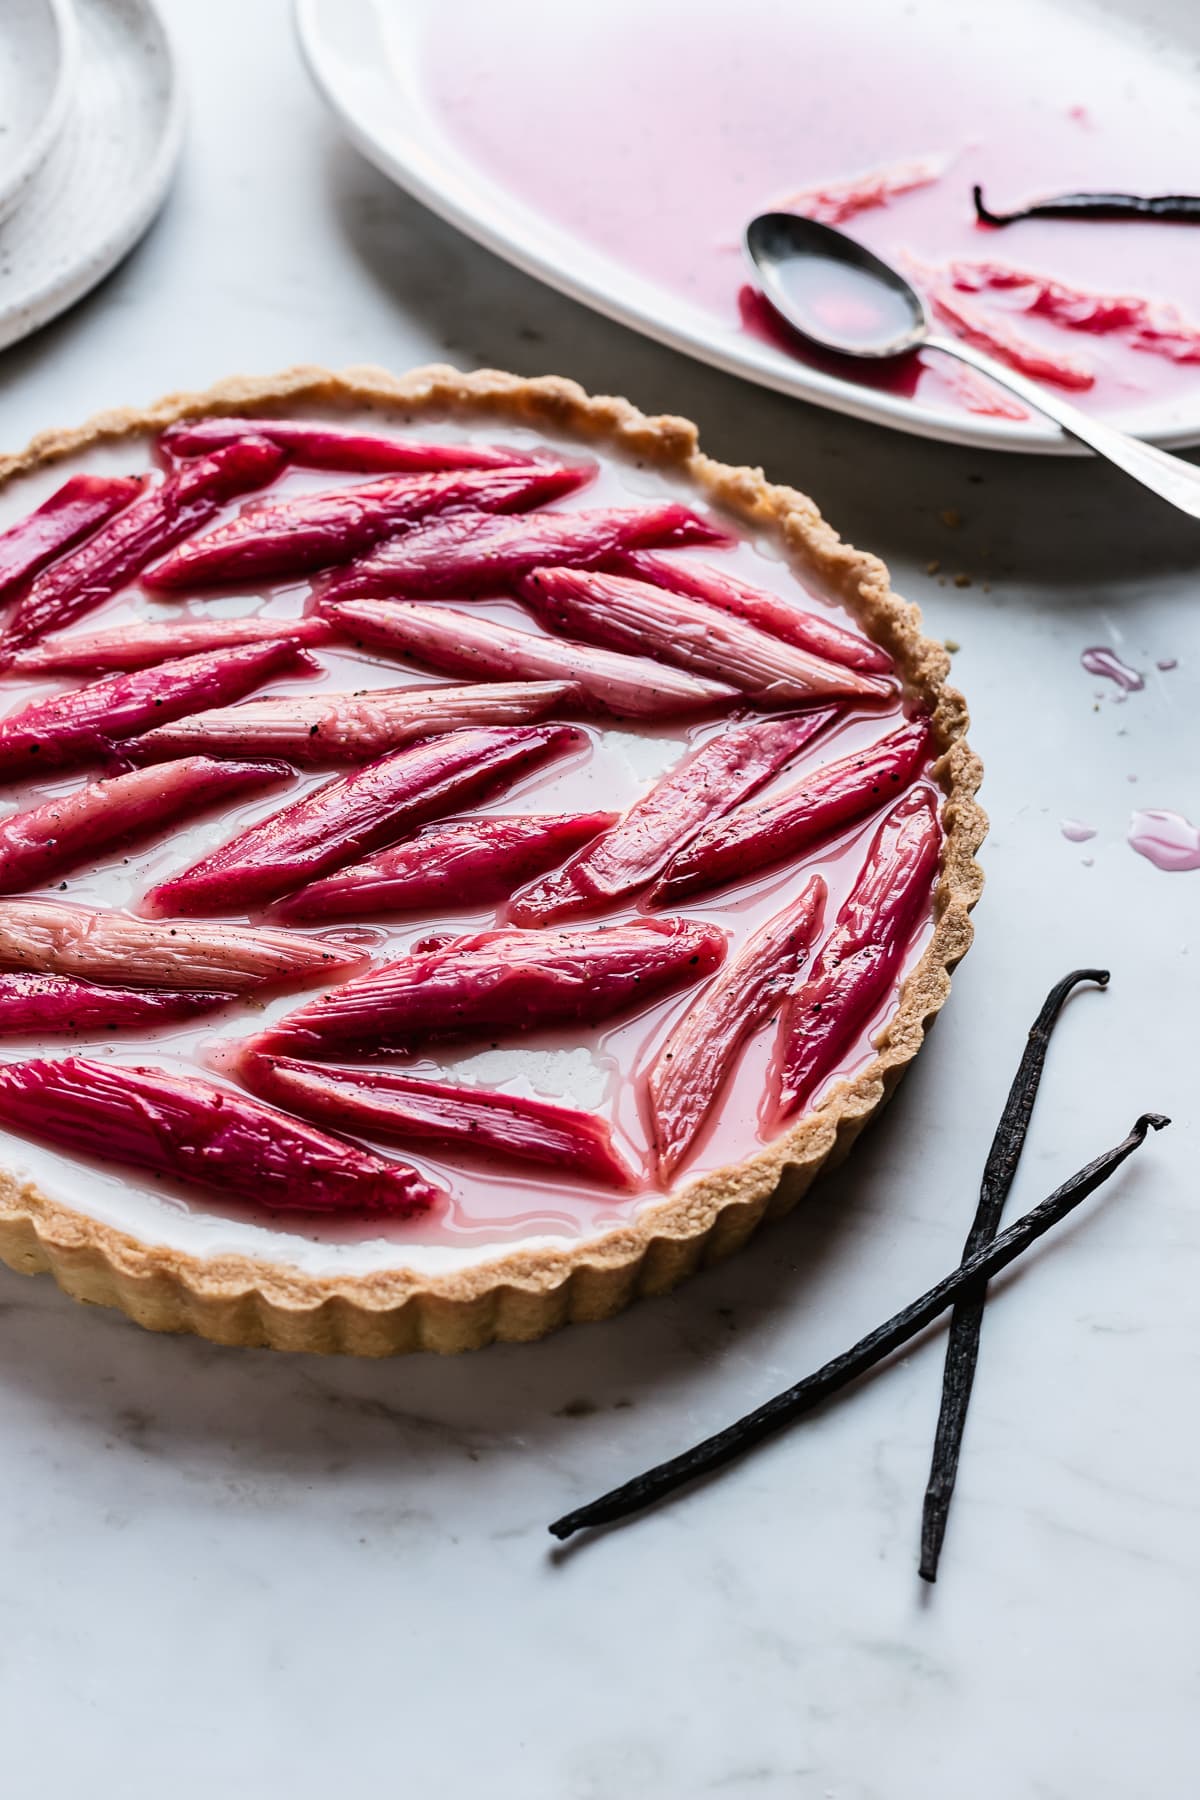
[1061,819,1097,842]
[1081,646,1144,693]
[1128,810,1200,872]
[1157,656,1179,672]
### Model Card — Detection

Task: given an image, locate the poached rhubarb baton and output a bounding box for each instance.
[127,680,576,765]
[144,461,593,588]
[0,475,144,603]
[144,724,582,914]
[263,918,728,1056]
[235,1047,640,1189]
[652,717,931,903]
[0,438,288,656]
[0,1057,442,1215]
[322,598,736,718]
[160,416,530,472]
[646,877,827,1177]
[519,566,893,703]
[771,787,943,1120]
[509,710,838,926]
[9,614,332,675]
[0,756,291,891]
[272,811,614,922]
[0,974,234,1034]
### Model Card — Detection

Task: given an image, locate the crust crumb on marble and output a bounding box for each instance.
[0,365,986,1355]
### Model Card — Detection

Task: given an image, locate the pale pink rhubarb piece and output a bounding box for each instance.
[778,155,948,224]
[272,810,614,922]
[772,787,942,1119]
[943,260,1200,364]
[322,598,737,719]
[646,877,827,1178]
[0,438,287,656]
[0,638,311,776]
[264,917,728,1056]
[0,973,234,1034]
[144,462,592,589]
[128,680,576,766]
[0,475,145,604]
[621,550,891,674]
[10,613,332,675]
[653,717,931,903]
[160,416,530,472]
[508,710,837,926]
[519,567,893,704]
[0,1056,441,1215]
[144,724,581,915]
[320,503,732,600]
[0,898,363,992]
[920,279,1095,390]
[0,756,291,892]
[235,1047,640,1189]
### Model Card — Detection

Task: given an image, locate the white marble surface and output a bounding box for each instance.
[0,4,1196,1795]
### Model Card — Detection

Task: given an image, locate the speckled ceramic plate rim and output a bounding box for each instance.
[0,0,81,226]
[0,363,986,1355]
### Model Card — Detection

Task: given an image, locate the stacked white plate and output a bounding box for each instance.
[0,0,183,352]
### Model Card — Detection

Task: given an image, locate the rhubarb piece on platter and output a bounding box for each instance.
[263,917,728,1056]
[320,502,732,600]
[920,278,1096,390]
[508,710,837,926]
[272,810,614,922]
[143,724,582,914]
[9,613,332,675]
[647,877,827,1177]
[0,1056,442,1215]
[519,566,893,703]
[0,898,363,992]
[777,154,949,225]
[621,550,892,674]
[652,717,931,903]
[772,786,943,1120]
[128,680,577,765]
[322,598,737,718]
[0,973,235,1034]
[144,461,592,588]
[0,438,288,656]
[0,756,292,892]
[942,259,1200,364]
[0,475,145,604]
[160,415,532,472]
[0,638,312,776]
[235,1046,640,1189]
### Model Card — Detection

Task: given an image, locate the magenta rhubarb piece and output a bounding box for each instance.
[0,637,311,777]
[519,567,893,704]
[160,415,531,472]
[943,259,1200,365]
[772,787,942,1119]
[0,756,292,892]
[273,810,614,922]
[322,598,736,719]
[264,917,728,1056]
[0,1056,441,1215]
[0,438,288,656]
[144,462,592,589]
[647,877,827,1178]
[508,710,837,926]
[10,613,332,675]
[0,898,364,992]
[128,679,576,765]
[320,502,732,600]
[652,717,932,904]
[919,277,1095,390]
[236,1046,640,1189]
[143,723,581,915]
[778,155,948,225]
[621,550,892,674]
[0,973,234,1034]
[0,475,145,604]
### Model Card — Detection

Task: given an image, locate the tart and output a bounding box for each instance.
[0,364,984,1354]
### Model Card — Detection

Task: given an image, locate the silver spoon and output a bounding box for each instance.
[745,211,1200,520]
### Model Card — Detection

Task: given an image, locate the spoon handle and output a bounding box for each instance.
[925,333,1200,520]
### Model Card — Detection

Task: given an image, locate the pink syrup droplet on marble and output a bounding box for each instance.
[1061,819,1097,842]
[1081,646,1144,692]
[1128,810,1200,872]
[1157,656,1179,672]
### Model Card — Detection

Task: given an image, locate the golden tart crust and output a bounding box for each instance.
[0,363,985,1354]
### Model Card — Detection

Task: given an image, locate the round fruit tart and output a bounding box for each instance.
[0,365,983,1354]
